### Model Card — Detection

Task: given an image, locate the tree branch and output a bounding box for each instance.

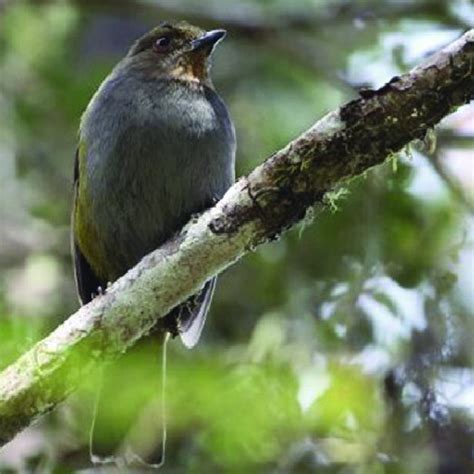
[0,29,473,447]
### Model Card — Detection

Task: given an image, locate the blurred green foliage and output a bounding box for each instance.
[0,0,473,472]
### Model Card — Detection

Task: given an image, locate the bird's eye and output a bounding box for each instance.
[153,36,172,53]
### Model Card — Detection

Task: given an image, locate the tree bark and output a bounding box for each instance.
[0,29,472,447]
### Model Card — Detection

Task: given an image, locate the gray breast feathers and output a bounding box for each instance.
[80,74,236,280]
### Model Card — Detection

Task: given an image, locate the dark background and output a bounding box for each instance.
[0,0,473,472]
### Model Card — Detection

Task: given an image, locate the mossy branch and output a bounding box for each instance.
[0,29,473,447]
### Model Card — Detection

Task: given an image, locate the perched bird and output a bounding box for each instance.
[72,21,236,347]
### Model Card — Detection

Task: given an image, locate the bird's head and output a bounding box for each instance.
[124,21,226,87]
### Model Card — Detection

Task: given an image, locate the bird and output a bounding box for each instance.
[72,21,236,348]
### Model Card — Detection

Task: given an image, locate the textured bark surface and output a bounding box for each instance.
[0,29,472,447]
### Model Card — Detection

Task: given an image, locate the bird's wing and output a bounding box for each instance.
[71,146,105,305]
[177,277,216,348]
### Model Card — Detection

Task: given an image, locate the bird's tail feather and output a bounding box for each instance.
[88,332,170,469]
[179,277,216,348]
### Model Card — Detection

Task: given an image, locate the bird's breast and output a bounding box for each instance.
[79,76,235,280]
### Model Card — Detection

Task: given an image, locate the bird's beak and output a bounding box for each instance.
[191,29,227,54]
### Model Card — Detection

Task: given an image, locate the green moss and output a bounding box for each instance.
[323,187,350,213]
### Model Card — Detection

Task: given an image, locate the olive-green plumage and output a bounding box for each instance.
[72,21,235,347]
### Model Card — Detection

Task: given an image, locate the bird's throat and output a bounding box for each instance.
[169,55,210,85]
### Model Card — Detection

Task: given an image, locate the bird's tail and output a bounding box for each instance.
[88,331,170,469]
[178,277,216,348]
